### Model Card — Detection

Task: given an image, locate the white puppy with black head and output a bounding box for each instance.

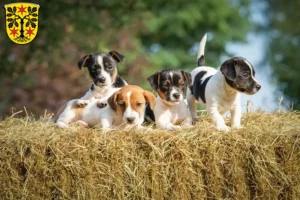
[187,34,261,131]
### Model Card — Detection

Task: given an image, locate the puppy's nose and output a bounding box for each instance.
[127,117,135,124]
[99,77,106,83]
[256,84,261,90]
[173,93,180,99]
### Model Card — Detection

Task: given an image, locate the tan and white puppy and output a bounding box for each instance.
[187,34,261,131]
[56,85,156,129]
[147,69,193,130]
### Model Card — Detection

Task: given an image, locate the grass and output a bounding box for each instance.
[0,109,299,199]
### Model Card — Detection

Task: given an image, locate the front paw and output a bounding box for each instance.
[231,124,242,129]
[216,125,230,132]
[77,100,90,108]
[166,124,180,130]
[96,100,107,108]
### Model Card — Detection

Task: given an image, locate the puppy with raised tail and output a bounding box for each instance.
[56,85,156,129]
[147,69,193,130]
[187,34,261,131]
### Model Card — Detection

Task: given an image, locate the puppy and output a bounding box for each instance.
[49,51,127,123]
[77,51,127,102]
[187,34,261,131]
[56,85,156,129]
[147,69,193,130]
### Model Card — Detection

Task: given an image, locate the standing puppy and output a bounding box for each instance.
[187,34,261,131]
[147,69,193,130]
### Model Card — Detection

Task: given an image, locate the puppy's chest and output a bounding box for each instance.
[164,104,187,124]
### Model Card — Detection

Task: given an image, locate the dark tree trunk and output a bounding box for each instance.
[20,18,25,38]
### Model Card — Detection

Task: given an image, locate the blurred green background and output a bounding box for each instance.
[0,0,299,117]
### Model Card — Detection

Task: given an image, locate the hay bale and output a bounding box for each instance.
[0,111,299,199]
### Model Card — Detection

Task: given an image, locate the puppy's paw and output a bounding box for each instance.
[217,125,230,132]
[192,118,200,125]
[96,100,107,108]
[166,124,180,130]
[76,100,89,108]
[232,125,242,129]
[56,121,69,129]
[73,120,89,128]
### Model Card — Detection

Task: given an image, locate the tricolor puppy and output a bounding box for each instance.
[56,85,156,129]
[187,34,261,131]
[147,69,193,130]
[49,51,127,123]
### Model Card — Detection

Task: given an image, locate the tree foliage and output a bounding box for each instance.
[0,0,252,116]
[262,0,300,109]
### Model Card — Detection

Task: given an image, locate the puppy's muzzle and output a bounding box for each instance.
[173,93,180,100]
[126,117,135,124]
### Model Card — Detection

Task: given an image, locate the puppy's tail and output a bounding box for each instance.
[197,33,207,66]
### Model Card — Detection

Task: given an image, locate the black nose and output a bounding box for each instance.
[99,77,106,83]
[256,85,261,90]
[173,93,180,99]
[127,117,135,124]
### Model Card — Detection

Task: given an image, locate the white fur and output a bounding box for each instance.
[154,96,192,130]
[123,91,142,125]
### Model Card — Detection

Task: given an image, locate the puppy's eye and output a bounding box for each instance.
[119,102,125,107]
[136,102,143,107]
[107,65,113,70]
[181,83,185,87]
[242,73,250,78]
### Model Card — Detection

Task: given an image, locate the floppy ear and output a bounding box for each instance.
[181,71,192,87]
[147,72,160,90]
[107,91,120,112]
[109,51,125,63]
[78,55,90,70]
[143,90,156,110]
[221,59,236,81]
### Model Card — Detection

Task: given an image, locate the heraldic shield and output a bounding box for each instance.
[4,3,40,44]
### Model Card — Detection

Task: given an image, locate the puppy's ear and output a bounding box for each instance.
[221,59,236,81]
[181,71,192,87]
[109,51,125,63]
[78,55,90,69]
[143,90,156,110]
[107,91,120,112]
[147,72,160,90]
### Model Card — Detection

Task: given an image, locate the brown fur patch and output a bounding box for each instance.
[70,101,84,122]
[178,79,183,85]
[174,118,184,125]
[157,89,167,101]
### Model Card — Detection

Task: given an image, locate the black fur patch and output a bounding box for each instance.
[113,76,127,88]
[144,103,155,123]
[90,84,95,91]
[193,71,212,103]
[197,55,205,66]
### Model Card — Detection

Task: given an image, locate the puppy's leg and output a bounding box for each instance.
[207,106,230,131]
[156,115,180,130]
[230,104,241,128]
[56,110,75,128]
[100,117,113,130]
[187,89,198,120]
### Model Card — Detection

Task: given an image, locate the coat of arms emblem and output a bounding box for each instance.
[4,3,40,44]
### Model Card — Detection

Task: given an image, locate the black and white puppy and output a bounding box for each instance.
[49,51,127,123]
[147,69,193,130]
[78,51,127,102]
[187,34,261,131]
